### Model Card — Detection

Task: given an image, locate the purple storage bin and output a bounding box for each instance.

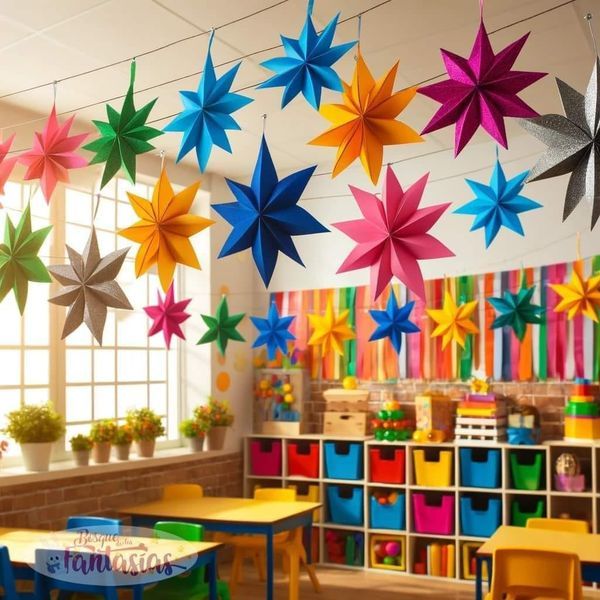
[412,492,455,535]
[250,439,282,476]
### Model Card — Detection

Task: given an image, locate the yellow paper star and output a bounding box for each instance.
[118,168,214,291]
[308,298,355,356]
[309,51,422,185]
[427,291,479,349]
[550,259,600,321]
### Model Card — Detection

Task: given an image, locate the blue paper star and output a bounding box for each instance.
[213,135,329,287]
[164,31,253,172]
[251,302,296,360]
[454,156,541,247]
[369,291,420,354]
[257,5,356,109]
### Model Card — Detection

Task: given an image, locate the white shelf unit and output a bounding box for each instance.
[243,434,600,585]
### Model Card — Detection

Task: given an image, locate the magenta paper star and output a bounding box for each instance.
[0,134,18,198]
[144,283,191,349]
[334,165,454,301]
[418,20,546,156]
[18,106,88,203]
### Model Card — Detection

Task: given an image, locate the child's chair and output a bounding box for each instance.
[142,521,230,600]
[485,548,583,600]
[66,516,121,534]
[0,545,34,600]
[526,517,589,534]
[162,484,204,500]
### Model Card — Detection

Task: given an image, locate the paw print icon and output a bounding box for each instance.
[46,555,61,575]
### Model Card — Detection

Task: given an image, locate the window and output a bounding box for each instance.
[0,177,180,462]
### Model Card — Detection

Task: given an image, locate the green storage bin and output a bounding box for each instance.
[511,498,545,527]
[509,451,543,490]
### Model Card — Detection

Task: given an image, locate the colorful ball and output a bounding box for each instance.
[374,430,385,441]
[342,375,358,390]
[384,429,396,441]
[374,543,387,558]
[283,393,294,403]
[390,410,402,420]
[385,542,401,557]
[383,556,396,566]
[282,383,292,393]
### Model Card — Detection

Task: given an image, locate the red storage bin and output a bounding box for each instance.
[369,446,406,484]
[287,441,319,478]
[249,439,282,476]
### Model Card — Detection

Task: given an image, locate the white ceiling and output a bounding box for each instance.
[0,0,596,180]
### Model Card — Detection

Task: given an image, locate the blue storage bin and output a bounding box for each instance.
[460,495,502,537]
[327,485,364,526]
[324,442,363,480]
[370,494,406,530]
[460,447,501,489]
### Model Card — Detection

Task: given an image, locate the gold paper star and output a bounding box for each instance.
[550,259,600,321]
[308,298,355,356]
[427,291,479,349]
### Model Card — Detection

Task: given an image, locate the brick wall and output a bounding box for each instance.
[0,451,243,531]
[305,380,569,441]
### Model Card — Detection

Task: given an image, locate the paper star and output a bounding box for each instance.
[307,297,355,356]
[520,58,600,228]
[118,168,213,292]
[251,302,296,361]
[48,228,132,345]
[334,166,453,301]
[309,51,422,184]
[454,155,541,247]
[257,4,355,109]
[18,106,88,203]
[144,283,191,349]
[427,291,479,349]
[0,134,18,197]
[369,291,419,354]
[0,203,52,314]
[83,61,162,188]
[213,135,327,287]
[164,31,252,173]
[488,278,544,341]
[197,295,245,356]
[418,20,546,156]
[550,259,600,322]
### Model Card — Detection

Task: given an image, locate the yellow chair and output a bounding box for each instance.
[485,548,583,600]
[526,517,589,534]
[162,483,204,500]
[226,488,320,600]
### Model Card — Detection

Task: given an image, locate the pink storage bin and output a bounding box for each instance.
[250,439,282,476]
[412,493,454,535]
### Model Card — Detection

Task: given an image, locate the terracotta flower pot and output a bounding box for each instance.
[92,442,111,464]
[73,449,90,467]
[114,443,131,461]
[207,426,228,451]
[188,436,205,452]
[136,439,156,458]
[21,442,54,472]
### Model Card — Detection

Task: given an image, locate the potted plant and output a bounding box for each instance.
[179,417,208,452]
[70,434,93,467]
[198,398,234,451]
[113,424,133,461]
[3,403,65,472]
[126,408,165,458]
[90,420,117,464]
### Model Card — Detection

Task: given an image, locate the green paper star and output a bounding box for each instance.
[83,61,162,189]
[197,295,245,355]
[488,275,544,341]
[0,203,52,314]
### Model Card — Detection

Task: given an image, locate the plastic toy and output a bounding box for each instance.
[414,393,454,441]
[325,530,363,566]
[342,376,358,390]
[555,452,585,492]
[507,401,540,445]
[255,373,300,422]
[371,397,413,442]
[370,535,406,570]
[564,378,600,441]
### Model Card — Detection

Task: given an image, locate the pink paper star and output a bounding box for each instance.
[418,20,546,156]
[144,283,191,349]
[334,165,454,301]
[0,134,18,199]
[18,106,88,203]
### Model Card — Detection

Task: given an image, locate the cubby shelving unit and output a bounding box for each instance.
[244,434,600,586]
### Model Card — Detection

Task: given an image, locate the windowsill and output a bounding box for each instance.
[0,446,238,487]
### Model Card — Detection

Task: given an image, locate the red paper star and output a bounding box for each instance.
[144,283,191,349]
[0,134,18,199]
[19,106,88,203]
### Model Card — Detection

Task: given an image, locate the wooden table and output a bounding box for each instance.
[475,525,600,600]
[0,527,223,599]
[121,496,321,600]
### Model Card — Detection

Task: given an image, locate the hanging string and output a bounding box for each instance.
[93,193,102,223]
[356,13,362,57]
[52,81,57,106]
[479,0,484,20]
[159,149,166,172]
[585,14,599,57]
[576,231,582,260]
[307,0,314,16]
[208,27,215,53]
[261,114,267,136]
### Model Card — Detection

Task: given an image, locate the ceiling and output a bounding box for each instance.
[0,0,596,180]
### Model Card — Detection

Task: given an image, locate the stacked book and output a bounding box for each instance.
[413,543,455,577]
[455,393,507,444]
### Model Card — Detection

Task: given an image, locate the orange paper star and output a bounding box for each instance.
[550,259,600,321]
[427,291,479,349]
[308,298,355,356]
[309,51,422,185]
[118,168,214,291]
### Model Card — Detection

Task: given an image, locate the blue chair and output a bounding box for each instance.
[66,516,121,534]
[0,545,35,600]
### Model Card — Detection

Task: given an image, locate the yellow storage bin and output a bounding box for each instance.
[462,542,488,580]
[564,416,600,440]
[369,535,406,571]
[413,449,453,487]
[287,483,320,522]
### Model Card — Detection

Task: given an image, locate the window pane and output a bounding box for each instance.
[0,350,20,385]
[66,350,92,383]
[97,229,116,253]
[149,383,167,416]
[2,182,21,210]
[65,322,93,346]
[94,349,115,382]
[24,387,49,405]
[117,350,147,381]
[0,301,21,343]
[149,350,167,381]
[118,312,148,348]
[24,350,49,385]
[94,197,115,231]
[117,200,137,229]
[23,285,49,345]
[65,223,91,249]
[65,189,92,225]
[66,386,92,422]
[117,384,148,417]
[102,311,116,347]
[0,389,21,428]
[94,385,116,420]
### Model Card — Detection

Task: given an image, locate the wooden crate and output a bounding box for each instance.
[261,421,304,435]
[323,412,368,436]
[323,389,370,412]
